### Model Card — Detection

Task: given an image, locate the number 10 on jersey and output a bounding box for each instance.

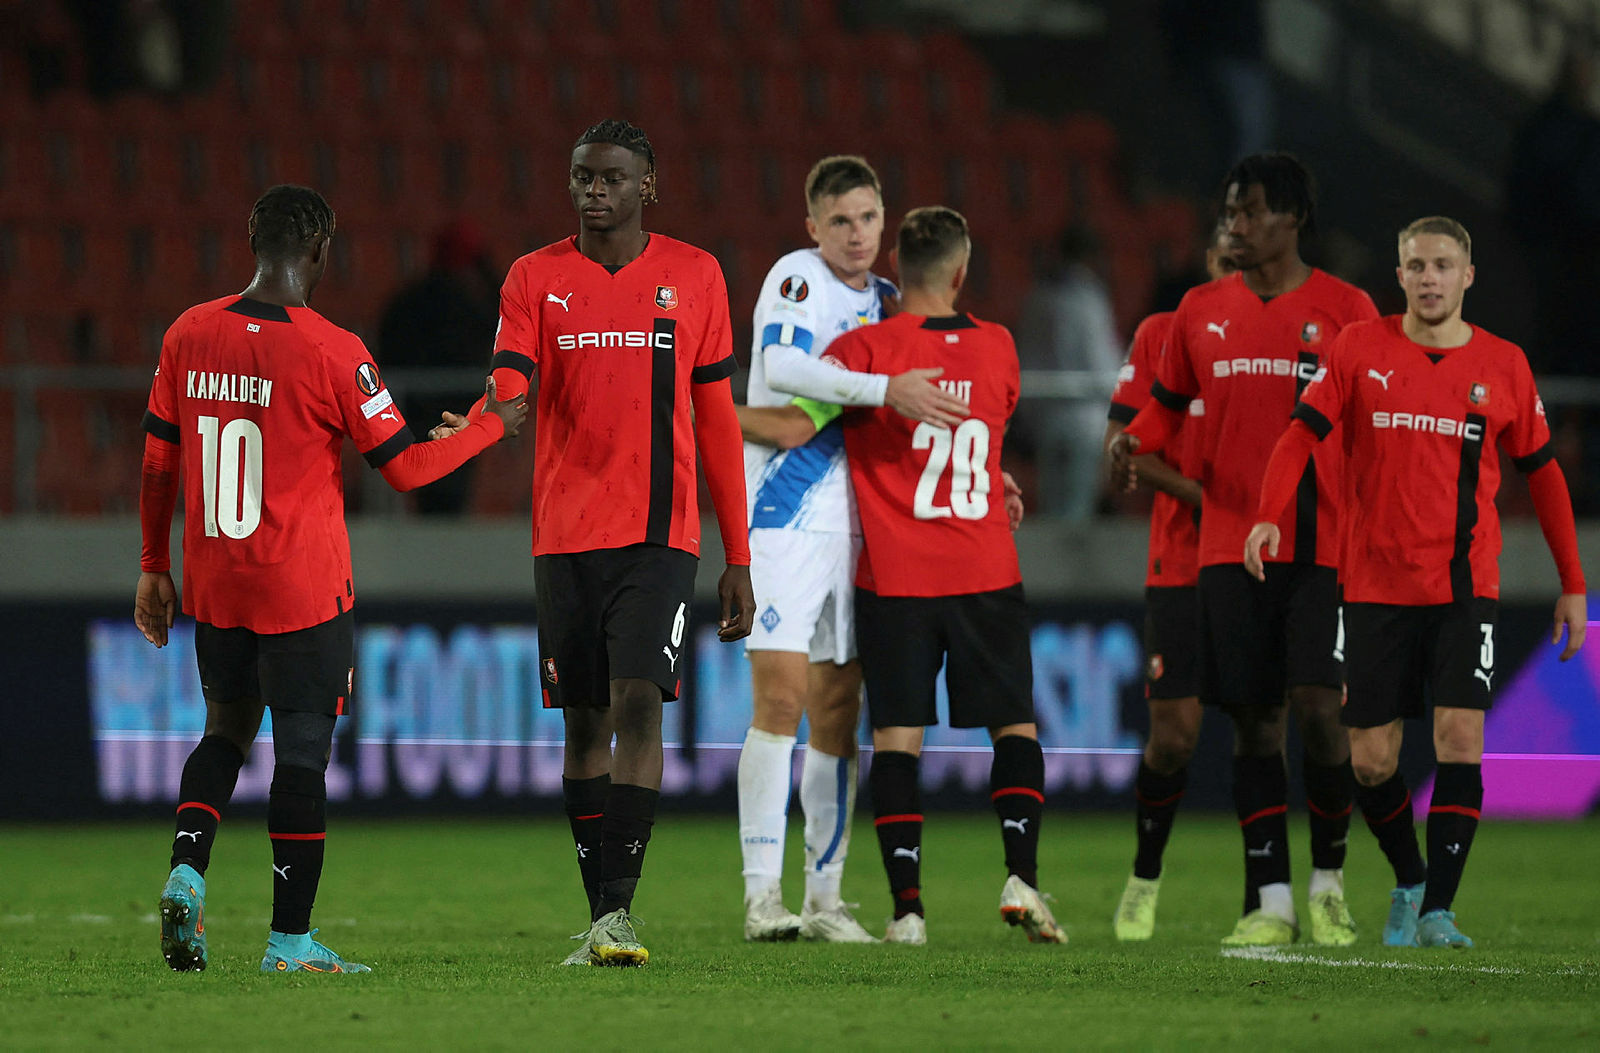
[197,415,263,539]
[912,420,990,520]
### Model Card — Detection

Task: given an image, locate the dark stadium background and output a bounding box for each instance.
[2,0,1597,820]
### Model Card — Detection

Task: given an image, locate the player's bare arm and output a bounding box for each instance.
[134,571,178,648]
[718,563,756,642]
[884,367,968,427]
[1102,420,1200,507]
[1552,594,1587,661]
[1243,522,1281,582]
[736,404,818,450]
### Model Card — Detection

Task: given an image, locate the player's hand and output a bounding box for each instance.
[1243,522,1280,581]
[428,410,471,441]
[1552,592,1587,661]
[1002,470,1024,531]
[134,571,177,648]
[482,375,528,439]
[717,563,756,642]
[1105,431,1141,492]
[886,368,967,428]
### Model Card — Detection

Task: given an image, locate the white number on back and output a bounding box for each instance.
[197,415,263,539]
[911,419,991,521]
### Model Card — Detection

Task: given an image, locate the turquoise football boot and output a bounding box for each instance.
[1383,885,1424,947]
[260,929,372,973]
[159,864,208,972]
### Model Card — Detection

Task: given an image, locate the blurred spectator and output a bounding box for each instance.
[56,0,229,98]
[1160,0,1274,177]
[377,219,501,516]
[1015,226,1124,522]
[1506,45,1600,378]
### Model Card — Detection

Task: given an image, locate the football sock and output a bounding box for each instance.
[595,782,658,919]
[990,735,1044,889]
[267,764,326,935]
[562,773,610,919]
[1303,757,1354,871]
[737,727,795,901]
[800,744,856,910]
[870,750,924,919]
[1132,760,1188,881]
[1421,762,1483,915]
[170,735,245,874]
[1355,772,1427,888]
[1233,754,1290,915]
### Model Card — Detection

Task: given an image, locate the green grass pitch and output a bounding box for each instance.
[1,813,1595,1049]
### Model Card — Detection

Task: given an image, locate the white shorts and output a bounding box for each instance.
[745,528,861,664]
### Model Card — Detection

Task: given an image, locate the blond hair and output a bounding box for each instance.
[1398,216,1471,260]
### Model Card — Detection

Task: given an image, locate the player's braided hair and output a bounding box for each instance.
[1222,153,1317,238]
[248,185,336,260]
[896,205,970,288]
[805,155,881,211]
[574,118,658,203]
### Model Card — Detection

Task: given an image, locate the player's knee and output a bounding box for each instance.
[1350,753,1397,786]
[269,709,336,773]
[1432,710,1483,763]
[1147,727,1198,771]
[1227,709,1284,756]
[753,685,806,732]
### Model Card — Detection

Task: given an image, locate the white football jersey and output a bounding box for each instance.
[745,248,894,533]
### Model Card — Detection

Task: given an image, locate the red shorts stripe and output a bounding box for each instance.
[268,832,327,841]
[1306,801,1353,820]
[1135,790,1185,809]
[1371,792,1413,826]
[990,787,1045,803]
[1238,804,1288,827]
[1428,804,1481,820]
[177,801,221,821]
[874,813,924,827]
[335,695,346,716]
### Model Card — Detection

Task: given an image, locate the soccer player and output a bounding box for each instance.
[736,156,966,944]
[1105,224,1236,940]
[1246,216,1586,947]
[1108,154,1379,946]
[478,119,755,967]
[827,206,1063,946]
[137,185,526,974]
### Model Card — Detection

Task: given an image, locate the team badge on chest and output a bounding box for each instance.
[1300,321,1322,345]
[1469,382,1489,406]
[655,285,678,310]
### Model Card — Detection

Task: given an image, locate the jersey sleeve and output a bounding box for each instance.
[492,257,539,379]
[1109,317,1160,423]
[1502,350,1555,472]
[141,320,182,444]
[1001,326,1021,423]
[1151,300,1199,405]
[1290,326,1353,439]
[691,255,737,383]
[324,334,416,469]
[752,254,825,363]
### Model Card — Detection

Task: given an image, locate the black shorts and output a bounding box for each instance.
[855,584,1035,730]
[1198,562,1341,708]
[1341,598,1498,728]
[194,611,354,717]
[535,543,699,708]
[1144,585,1200,701]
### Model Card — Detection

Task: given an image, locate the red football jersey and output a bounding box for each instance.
[1109,311,1200,587]
[830,312,1022,597]
[143,296,415,633]
[1146,269,1378,568]
[494,235,737,556]
[1295,316,1553,604]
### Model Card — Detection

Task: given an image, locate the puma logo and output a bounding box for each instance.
[1475,668,1494,690]
[1206,320,1230,340]
[175,830,201,842]
[1445,842,1463,855]
[662,646,678,671]
[546,292,572,311]
[1368,368,1394,391]
[1246,841,1274,858]
[380,409,398,422]
[1002,818,1030,835]
[892,846,920,862]
[273,864,291,880]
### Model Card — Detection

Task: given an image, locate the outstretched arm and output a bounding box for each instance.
[378,377,523,492]
[1102,419,1202,507]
